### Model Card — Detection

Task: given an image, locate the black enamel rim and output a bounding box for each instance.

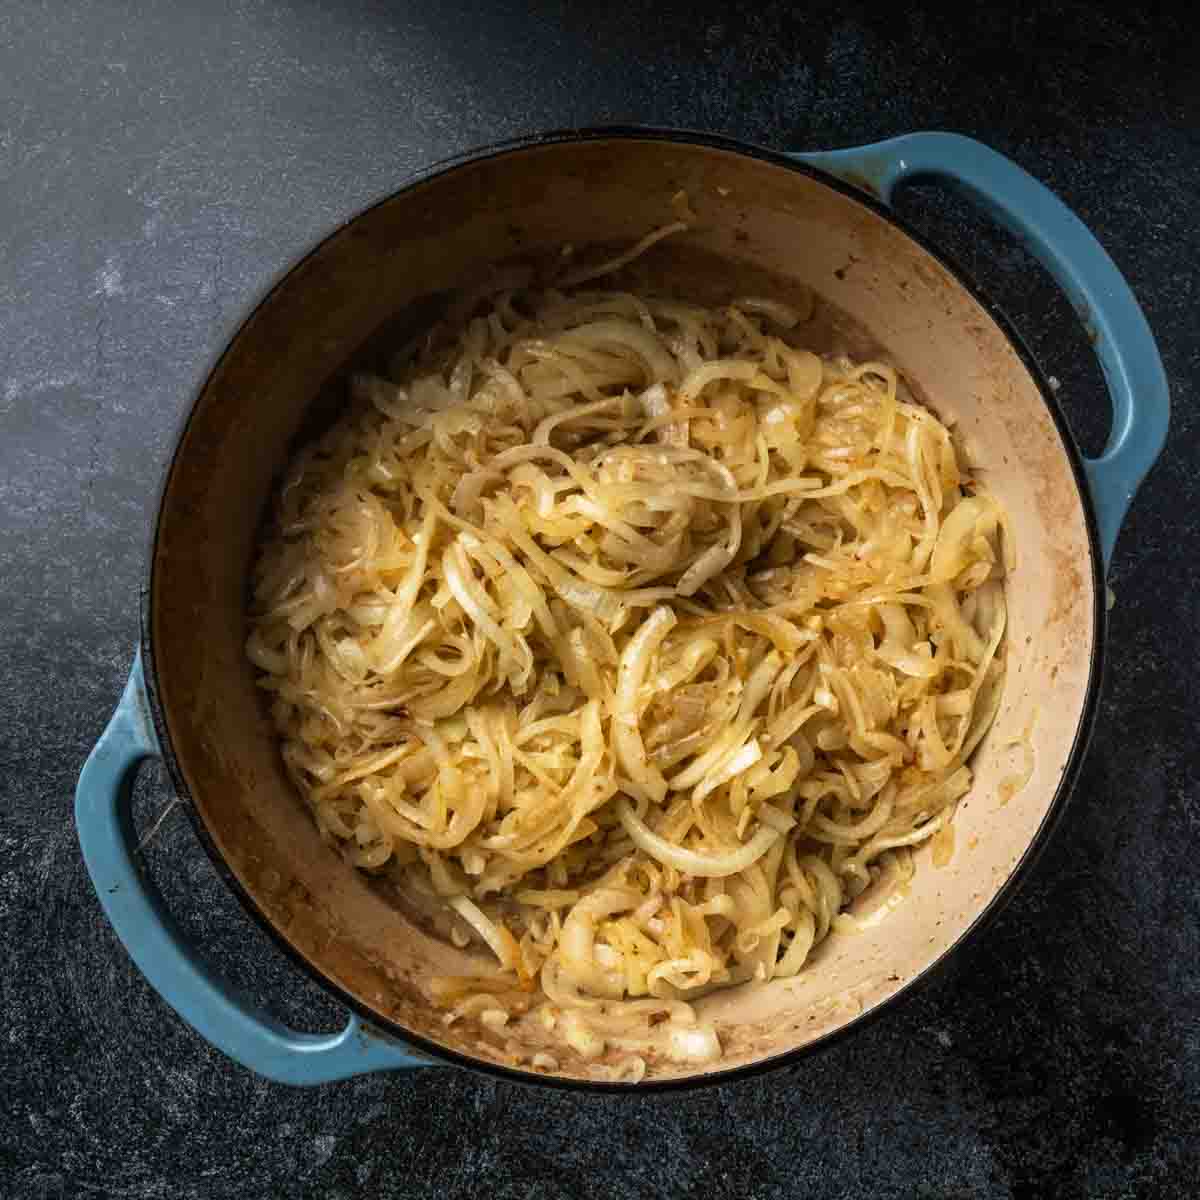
[138,125,1108,1093]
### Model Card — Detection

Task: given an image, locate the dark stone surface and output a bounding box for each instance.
[1,2,1196,1196]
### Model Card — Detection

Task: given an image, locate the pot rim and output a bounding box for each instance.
[138,124,1107,1092]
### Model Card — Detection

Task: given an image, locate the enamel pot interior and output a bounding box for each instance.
[148,133,1100,1086]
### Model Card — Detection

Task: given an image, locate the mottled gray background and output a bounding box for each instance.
[2,2,1197,1197]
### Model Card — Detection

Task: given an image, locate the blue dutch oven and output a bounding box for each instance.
[76,131,1167,1089]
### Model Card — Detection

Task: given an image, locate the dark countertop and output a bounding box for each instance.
[2,3,1197,1197]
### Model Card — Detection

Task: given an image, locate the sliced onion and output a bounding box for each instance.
[612,606,676,804]
[448,895,518,969]
[560,222,688,288]
[692,738,763,802]
[617,798,784,878]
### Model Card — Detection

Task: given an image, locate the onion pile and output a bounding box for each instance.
[248,245,1010,1067]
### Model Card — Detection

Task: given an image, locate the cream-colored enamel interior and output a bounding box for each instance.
[152,138,1098,1083]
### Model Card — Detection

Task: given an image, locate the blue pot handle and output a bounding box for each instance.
[75,650,433,1085]
[793,132,1169,567]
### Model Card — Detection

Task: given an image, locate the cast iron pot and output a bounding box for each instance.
[76,130,1168,1089]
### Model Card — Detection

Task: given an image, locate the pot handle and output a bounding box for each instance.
[792,132,1169,568]
[75,651,433,1085]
